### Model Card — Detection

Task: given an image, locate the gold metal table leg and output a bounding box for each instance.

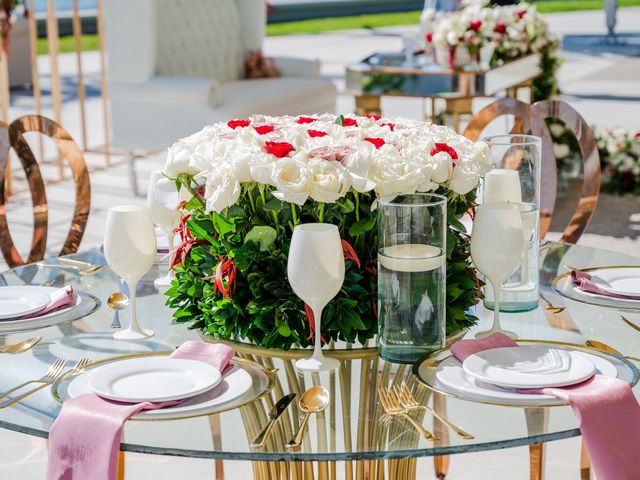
[524,407,549,480]
[433,393,450,479]
[117,450,125,480]
[580,440,591,480]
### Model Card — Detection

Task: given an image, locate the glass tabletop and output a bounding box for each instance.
[0,243,639,462]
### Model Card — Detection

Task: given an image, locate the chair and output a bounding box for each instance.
[103,0,337,153]
[0,115,90,268]
[464,98,601,244]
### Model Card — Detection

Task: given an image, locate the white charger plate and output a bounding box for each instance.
[413,341,638,407]
[462,346,596,389]
[88,357,222,403]
[0,287,51,319]
[54,353,274,420]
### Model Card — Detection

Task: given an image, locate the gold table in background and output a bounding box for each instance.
[0,242,639,480]
[346,53,540,132]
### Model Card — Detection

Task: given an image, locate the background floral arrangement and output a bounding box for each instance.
[597,127,640,195]
[164,114,491,350]
[422,1,561,100]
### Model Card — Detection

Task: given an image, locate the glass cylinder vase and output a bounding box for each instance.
[377,194,447,364]
[480,135,542,312]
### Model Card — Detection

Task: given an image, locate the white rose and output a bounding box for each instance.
[374,154,425,197]
[431,151,454,183]
[249,155,276,185]
[342,147,376,192]
[449,164,480,195]
[202,163,241,213]
[271,158,310,205]
[308,159,352,203]
[471,141,493,174]
[446,30,460,46]
[164,140,199,178]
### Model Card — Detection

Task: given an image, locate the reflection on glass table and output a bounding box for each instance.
[0,243,639,479]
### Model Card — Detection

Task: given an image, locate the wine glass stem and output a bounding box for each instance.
[493,281,502,332]
[312,306,324,359]
[127,280,143,333]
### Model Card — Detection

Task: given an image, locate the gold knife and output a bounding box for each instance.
[251,393,296,448]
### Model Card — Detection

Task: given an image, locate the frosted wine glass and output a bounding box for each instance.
[104,205,157,340]
[147,171,180,287]
[288,223,345,371]
[471,204,524,339]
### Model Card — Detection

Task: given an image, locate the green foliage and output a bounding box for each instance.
[532,39,563,102]
[165,181,481,349]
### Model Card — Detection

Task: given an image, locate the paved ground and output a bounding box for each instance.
[1,7,639,479]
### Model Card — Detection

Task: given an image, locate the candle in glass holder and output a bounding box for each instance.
[483,169,522,204]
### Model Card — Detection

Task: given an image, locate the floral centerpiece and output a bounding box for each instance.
[597,127,640,195]
[422,1,561,99]
[164,114,491,350]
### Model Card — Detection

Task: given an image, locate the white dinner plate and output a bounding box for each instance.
[414,341,638,407]
[0,287,51,320]
[88,357,222,403]
[553,269,640,311]
[60,356,271,420]
[462,346,596,389]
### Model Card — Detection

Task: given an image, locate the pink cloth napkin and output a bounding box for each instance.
[452,333,640,480]
[571,270,635,300]
[16,286,75,320]
[46,341,235,480]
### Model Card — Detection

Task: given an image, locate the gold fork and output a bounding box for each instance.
[621,316,640,333]
[394,384,474,440]
[539,292,565,314]
[0,358,91,409]
[0,358,67,401]
[377,387,438,441]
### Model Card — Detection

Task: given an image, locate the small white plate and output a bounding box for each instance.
[463,346,596,389]
[88,357,222,403]
[63,358,268,420]
[587,267,640,298]
[0,287,51,320]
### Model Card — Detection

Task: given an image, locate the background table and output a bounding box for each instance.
[0,242,639,480]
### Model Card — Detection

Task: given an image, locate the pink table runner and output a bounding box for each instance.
[452,333,640,480]
[47,341,235,480]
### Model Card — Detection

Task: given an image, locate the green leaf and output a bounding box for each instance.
[244,226,277,251]
[335,114,345,126]
[211,212,235,235]
[348,217,376,236]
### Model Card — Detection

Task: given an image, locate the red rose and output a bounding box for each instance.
[381,122,395,131]
[254,125,275,135]
[307,129,328,138]
[264,141,295,158]
[635,132,640,138]
[470,20,482,32]
[342,118,358,127]
[431,142,459,160]
[364,114,381,121]
[495,22,506,34]
[227,119,251,129]
[364,137,385,149]
[296,116,316,124]
[425,32,433,43]
[516,10,526,19]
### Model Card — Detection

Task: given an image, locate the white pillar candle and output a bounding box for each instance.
[378,244,444,272]
[483,169,522,204]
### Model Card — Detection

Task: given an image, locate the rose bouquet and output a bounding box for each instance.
[597,127,640,195]
[164,114,491,350]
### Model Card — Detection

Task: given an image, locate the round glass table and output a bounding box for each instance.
[0,243,639,480]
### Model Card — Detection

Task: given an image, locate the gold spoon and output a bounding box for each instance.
[286,386,330,450]
[585,340,640,362]
[0,336,43,354]
[107,292,129,329]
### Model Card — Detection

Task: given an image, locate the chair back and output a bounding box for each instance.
[464,99,600,244]
[0,115,90,267]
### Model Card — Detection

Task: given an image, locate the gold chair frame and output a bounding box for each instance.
[464,98,600,244]
[0,115,91,267]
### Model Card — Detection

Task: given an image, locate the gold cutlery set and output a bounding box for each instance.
[0,358,90,409]
[253,383,473,449]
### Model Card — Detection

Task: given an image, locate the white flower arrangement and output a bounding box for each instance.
[164,114,491,213]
